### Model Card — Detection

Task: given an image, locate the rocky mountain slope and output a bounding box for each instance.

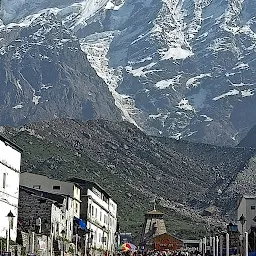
[0,0,255,145]
[0,0,256,145]
[2,118,256,238]
[0,2,122,126]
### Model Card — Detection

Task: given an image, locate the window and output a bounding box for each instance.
[53,185,60,190]
[89,204,92,216]
[95,208,97,218]
[92,205,94,216]
[3,173,6,188]
[75,202,78,213]
[33,185,41,189]
[251,206,255,210]
[66,198,69,210]
[100,212,102,221]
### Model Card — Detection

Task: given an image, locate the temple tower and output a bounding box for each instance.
[140,209,167,248]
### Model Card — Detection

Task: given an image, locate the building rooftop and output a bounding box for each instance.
[0,134,23,153]
[146,209,164,215]
[243,195,256,199]
[20,185,65,204]
[68,177,111,198]
[21,172,82,189]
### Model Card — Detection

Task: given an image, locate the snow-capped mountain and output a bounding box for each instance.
[0,0,122,125]
[0,0,256,145]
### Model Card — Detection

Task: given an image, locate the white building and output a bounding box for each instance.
[20,172,81,220]
[69,178,118,256]
[237,195,256,234]
[0,135,22,241]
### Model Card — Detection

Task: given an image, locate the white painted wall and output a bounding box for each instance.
[237,196,256,234]
[86,189,117,254]
[51,197,75,242]
[0,139,21,241]
[108,199,117,252]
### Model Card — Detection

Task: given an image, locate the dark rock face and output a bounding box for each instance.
[0,11,121,126]
[238,125,256,148]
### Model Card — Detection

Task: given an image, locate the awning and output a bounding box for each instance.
[74,217,86,230]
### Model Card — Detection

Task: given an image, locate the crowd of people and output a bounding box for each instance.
[116,249,201,256]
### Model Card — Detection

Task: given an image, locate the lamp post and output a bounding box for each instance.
[61,230,66,256]
[239,215,247,256]
[239,215,246,235]
[6,210,15,252]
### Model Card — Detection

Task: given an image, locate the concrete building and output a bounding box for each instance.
[0,135,22,241]
[69,178,118,256]
[18,185,76,256]
[237,195,256,234]
[20,172,81,219]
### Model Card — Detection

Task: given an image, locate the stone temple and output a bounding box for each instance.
[139,208,167,248]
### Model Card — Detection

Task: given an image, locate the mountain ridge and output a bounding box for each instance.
[2,118,256,237]
[0,0,256,145]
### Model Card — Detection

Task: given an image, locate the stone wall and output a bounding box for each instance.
[18,189,52,234]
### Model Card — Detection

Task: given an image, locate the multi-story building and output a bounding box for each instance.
[20,172,82,243]
[69,178,118,256]
[0,135,22,241]
[237,195,256,234]
[20,172,81,220]
[18,185,74,241]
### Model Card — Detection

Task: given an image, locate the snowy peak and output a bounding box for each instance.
[0,0,110,25]
[0,0,256,146]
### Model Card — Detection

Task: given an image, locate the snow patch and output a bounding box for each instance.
[32,90,41,105]
[186,73,211,88]
[41,84,53,90]
[212,89,240,101]
[241,89,254,97]
[12,104,23,109]
[155,75,181,90]
[161,47,194,60]
[233,63,249,70]
[200,115,213,122]
[177,98,195,111]
[149,113,162,119]
[126,62,157,77]
[105,0,124,10]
